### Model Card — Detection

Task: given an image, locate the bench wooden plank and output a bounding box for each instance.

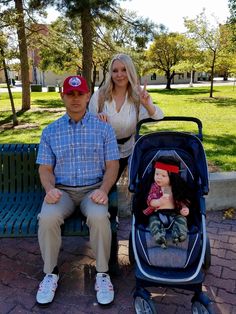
[0,144,118,238]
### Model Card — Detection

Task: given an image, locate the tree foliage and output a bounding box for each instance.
[27,0,158,90]
[0,0,31,110]
[228,0,236,23]
[32,4,157,92]
[147,32,188,89]
[28,0,119,88]
[184,10,222,97]
[0,32,19,125]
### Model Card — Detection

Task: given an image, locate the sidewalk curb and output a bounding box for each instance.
[206,171,236,211]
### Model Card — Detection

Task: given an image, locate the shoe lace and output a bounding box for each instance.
[39,275,57,293]
[96,275,112,292]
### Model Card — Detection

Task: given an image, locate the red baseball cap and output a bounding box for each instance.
[63,75,89,94]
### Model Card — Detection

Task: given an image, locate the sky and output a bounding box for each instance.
[46,0,230,32]
[120,0,230,32]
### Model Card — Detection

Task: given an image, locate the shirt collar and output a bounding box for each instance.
[64,111,90,125]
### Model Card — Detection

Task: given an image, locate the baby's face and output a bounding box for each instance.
[154,168,170,187]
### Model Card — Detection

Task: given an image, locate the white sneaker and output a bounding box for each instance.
[36,274,59,305]
[95,273,114,305]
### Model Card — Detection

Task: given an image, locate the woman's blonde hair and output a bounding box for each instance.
[98,53,140,113]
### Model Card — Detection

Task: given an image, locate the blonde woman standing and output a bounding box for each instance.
[89,53,164,180]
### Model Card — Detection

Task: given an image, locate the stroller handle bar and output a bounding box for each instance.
[136,116,203,141]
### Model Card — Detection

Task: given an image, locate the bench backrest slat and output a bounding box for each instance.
[0,144,43,194]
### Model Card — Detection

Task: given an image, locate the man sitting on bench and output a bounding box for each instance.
[36,75,119,307]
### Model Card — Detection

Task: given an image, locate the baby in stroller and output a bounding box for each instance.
[143,156,192,248]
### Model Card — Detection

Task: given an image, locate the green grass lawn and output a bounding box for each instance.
[0,86,236,172]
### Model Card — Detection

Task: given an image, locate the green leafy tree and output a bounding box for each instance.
[173,37,204,86]
[215,24,236,79]
[14,0,31,110]
[0,33,18,126]
[146,32,188,89]
[33,5,156,92]
[28,0,157,90]
[184,10,222,97]
[0,0,31,110]
[29,0,119,88]
[229,0,236,23]
[36,18,83,74]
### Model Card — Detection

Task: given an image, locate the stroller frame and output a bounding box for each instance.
[128,117,214,314]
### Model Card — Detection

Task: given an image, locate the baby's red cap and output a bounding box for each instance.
[154,161,179,173]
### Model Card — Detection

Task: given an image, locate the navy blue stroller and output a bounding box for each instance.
[128,117,214,314]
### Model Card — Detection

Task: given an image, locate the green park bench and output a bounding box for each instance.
[0,144,119,272]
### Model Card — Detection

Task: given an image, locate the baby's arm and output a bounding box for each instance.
[149,198,160,208]
[149,195,169,208]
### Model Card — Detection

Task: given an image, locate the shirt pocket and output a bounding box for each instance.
[54,144,72,162]
[81,143,103,162]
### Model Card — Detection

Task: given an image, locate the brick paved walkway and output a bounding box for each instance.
[0,210,235,314]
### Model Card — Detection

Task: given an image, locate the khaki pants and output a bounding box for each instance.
[38,183,111,274]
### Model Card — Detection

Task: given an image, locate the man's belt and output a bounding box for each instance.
[117,135,132,145]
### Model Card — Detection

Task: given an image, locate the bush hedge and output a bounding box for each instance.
[47,85,56,92]
[31,84,42,92]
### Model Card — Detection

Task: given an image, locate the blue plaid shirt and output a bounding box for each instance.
[37,112,120,186]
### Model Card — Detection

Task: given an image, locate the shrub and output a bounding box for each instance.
[47,85,56,92]
[31,84,42,92]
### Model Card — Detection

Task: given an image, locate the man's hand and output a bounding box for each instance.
[90,188,108,205]
[44,188,62,204]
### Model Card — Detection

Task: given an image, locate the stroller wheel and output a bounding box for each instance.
[203,235,211,270]
[128,231,135,265]
[134,296,157,314]
[191,301,212,314]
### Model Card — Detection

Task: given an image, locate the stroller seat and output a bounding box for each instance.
[135,223,201,269]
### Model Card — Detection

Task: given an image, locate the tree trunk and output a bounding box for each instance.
[1,48,18,126]
[165,70,175,89]
[81,7,93,90]
[189,70,194,87]
[15,0,31,110]
[223,71,228,81]
[209,50,216,98]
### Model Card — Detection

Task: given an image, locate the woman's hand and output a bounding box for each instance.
[97,113,108,122]
[138,80,152,108]
[138,80,156,117]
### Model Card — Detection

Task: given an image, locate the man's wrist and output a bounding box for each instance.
[99,186,109,195]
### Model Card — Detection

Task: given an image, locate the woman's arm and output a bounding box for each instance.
[88,90,99,114]
[88,91,109,122]
[138,82,164,120]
